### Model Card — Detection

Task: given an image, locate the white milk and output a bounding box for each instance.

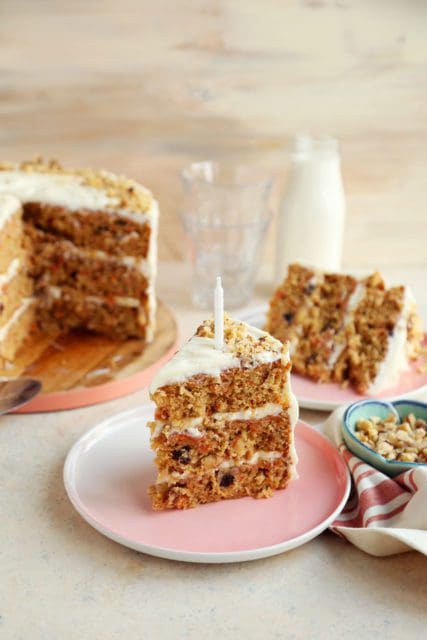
[275,136,346,281]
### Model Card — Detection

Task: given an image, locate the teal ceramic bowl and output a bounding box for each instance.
[342,399,427,477]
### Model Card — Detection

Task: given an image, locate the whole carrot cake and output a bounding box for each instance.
[266,263,423,394]
[0,158,158,365]
[147,314,298,510]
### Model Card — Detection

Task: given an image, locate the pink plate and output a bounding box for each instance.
[64,404,350,563]
[238,307,427,411]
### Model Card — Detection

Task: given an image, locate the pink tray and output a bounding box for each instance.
[10,300,178,413]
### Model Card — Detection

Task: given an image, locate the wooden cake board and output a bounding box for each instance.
[1,300,178,413]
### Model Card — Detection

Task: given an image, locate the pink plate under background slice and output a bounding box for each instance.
[292,364,427,411]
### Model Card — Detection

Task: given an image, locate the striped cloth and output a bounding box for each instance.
[324,407,427,556]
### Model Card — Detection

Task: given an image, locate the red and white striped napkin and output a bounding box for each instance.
[323,407,427,556]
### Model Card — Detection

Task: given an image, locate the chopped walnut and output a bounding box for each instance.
[0,157,153,213]
[196,314,283,362]
[354,412,427,464]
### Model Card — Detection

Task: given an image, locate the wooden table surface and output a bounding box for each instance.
[1,0,426,268]
[1,261,427,640]
[1,3,427,639]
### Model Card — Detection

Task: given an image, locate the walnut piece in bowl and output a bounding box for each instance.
[342,399,427,477]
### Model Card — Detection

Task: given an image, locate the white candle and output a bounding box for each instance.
[214,276,224,350]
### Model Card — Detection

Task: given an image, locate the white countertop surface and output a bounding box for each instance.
[1,262,427,640]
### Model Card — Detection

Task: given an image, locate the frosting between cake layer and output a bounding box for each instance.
[0,297,34,341]
[0,194,21,231]
[219,451,283,469]
[367,288,412,394]
[156,449,286,483]
[47,286,142,308]
[39,242,154,279]
[0,257,21,289]
[0,170,154,224]
[151,402,285,438]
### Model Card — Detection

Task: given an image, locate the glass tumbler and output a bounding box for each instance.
[180,162,272,309]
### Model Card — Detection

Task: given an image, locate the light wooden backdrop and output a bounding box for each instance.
[1,0,426,268]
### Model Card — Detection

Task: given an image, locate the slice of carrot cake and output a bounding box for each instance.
[266,263,423,394]
[0,158,158,363]
[0,195,35,367]
[147,314,298,510]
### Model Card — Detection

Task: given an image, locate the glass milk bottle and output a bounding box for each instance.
[275,136,346,282]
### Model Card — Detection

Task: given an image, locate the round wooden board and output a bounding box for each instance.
[2,300,178,413]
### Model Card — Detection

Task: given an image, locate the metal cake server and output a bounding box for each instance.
[0,377,42,415]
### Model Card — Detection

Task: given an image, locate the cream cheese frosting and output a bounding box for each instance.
[157,450,286,484]
[0,257,21,289]
[39,240,155,279]
[367,288,413,394]
[150,336,240,391]
[149,319,285,392]
[46,286,142,309]
[151,402,286,438]
[0,297,34,341]
[0,170,155,224]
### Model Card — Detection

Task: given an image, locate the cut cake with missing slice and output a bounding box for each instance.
[147,314,298,510]
[0,158,158,345]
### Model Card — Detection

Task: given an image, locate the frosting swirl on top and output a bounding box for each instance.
[150,315,287,392]
[0,158,153,218]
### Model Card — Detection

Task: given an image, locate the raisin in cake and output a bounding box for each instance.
[266,263,423,394]
[147,314,298,510]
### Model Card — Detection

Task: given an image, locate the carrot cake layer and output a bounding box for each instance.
[266,263,423,394]
[150,457,293,511]
[22,203,152,258]
[27,226,149,299]
[37,286,149,340]
[148,314,298,510]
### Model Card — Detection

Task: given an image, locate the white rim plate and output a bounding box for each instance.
[64,404,351,563]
